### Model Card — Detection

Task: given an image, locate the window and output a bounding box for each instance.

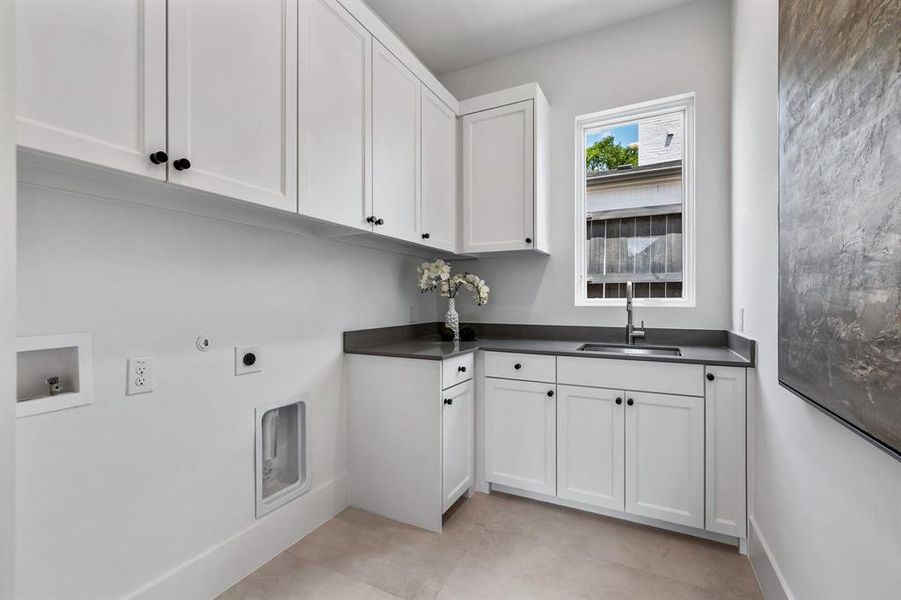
[574,94,695,306]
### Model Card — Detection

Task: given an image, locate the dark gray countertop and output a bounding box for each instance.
[344,323,755,367]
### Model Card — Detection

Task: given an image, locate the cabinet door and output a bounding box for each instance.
[485,378,555,495]
[167,0,297,211]
[625,391,704,528]
[372,40,420,242]
[705,366,747,537]
[298,0,372,230]
[421,87,457,252]
[462,100,534,252]
[557,385,625,510]
[442,381,474,512]
[16,0,166,179]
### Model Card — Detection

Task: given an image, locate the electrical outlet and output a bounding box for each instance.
[126,357,154,395]
[738,307,745,332]
[408,304,415,324]
[235,345,262,376]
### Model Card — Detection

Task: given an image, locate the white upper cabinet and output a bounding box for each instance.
[462,101,533,252]
[167,0,297,211]
[420,87,458,252]
[298,0,372,230]
[16,0,167,179]
[372,40,421,243]
[557,385,625,511]
[705,366,747,537]
[460,83,549,254]
[625,391,705,529]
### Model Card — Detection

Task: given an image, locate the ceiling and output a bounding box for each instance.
[365,0,692,76]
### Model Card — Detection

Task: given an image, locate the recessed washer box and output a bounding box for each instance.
[16,333,93,418]
[255,396,310,518]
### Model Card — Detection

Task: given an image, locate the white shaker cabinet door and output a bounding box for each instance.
[372,40,421,243]
[485,378,555,495]
[298,0,372,230]
[705,366,747,537]
[557,385,625,511]
[625,391,704,528]
[167,0,298,211]
[462,100,534,252]
[442,380,474,512]
[16,0,167,179]
[420,87,457,252]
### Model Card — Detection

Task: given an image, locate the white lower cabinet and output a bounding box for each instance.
[347,353,473,533]
[485,377,556,495]
[443,380,474,512]
[705,366,747,537]
[625,391,705,529]
[487,352,745,540]
[557,385,625,510]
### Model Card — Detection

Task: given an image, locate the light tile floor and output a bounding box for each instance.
[218,492,763,600]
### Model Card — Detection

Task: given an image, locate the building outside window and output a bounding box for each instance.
[575,94,695,306]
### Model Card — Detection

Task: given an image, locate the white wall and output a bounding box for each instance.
[15,182,433,599]
[440,0,732,328]
[0,2,16,598]
[731,2,901,598]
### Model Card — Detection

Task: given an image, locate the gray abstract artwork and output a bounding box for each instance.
[779,0,901,457]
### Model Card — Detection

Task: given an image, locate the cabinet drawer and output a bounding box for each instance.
[484,351,555,383]
[442,353,474,389]
[557,356,703,397]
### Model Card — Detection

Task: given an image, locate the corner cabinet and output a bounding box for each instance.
[460,83,550,254]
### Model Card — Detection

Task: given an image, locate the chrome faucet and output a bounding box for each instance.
[626,281,645,345]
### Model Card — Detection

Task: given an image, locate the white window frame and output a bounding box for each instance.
[574,92,696,307]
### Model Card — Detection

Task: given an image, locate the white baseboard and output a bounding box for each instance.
[125,473,349,600]
[749,516,794,600]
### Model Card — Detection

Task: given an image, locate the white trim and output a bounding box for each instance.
[0,1,16,596]
[126,472,349,600]
[15,332,93,418]
[749,516,795,600]
[574,93,696,307]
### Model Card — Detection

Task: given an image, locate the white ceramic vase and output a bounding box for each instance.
[445,297,460,341]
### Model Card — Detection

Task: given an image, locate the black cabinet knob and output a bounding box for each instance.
[444,398,453,405]
[149,150,168,164]
[547,390,554,397]
[525,237,532,244]
[707,373,715,381]
[367,216,376,224]
[615,397,623,405]
[458,366,466,373]
[514,363,522,370]
[173,157,191,171]
[375,218,384,226]
[422,233,430,239]
[626,398,634,406]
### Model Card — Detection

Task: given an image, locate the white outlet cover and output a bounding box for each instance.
[126,357,154,395]
[235,345,262,375]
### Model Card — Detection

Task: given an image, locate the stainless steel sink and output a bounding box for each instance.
[577,343,682,357]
